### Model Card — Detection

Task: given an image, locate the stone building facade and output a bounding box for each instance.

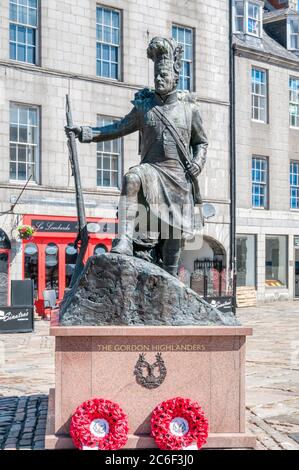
[0,1,231,311]
[234,0,299,301]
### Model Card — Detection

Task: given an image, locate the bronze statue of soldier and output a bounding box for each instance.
[66,37,208,277]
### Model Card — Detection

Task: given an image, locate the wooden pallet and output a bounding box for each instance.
[236,286,257,308]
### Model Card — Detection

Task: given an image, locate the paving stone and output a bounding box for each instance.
[15,414,25,421]
[33,443,45,449]
[19,439,32,446]
[22,431,34,437]
[34,433,46,439]
[10,424,22,431]
[4,439,18,446]
[7,431,21,438]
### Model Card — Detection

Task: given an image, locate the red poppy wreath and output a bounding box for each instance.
[70,398,129,450]
[151,397,209,450]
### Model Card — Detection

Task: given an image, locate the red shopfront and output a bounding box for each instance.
[22,215,117,315]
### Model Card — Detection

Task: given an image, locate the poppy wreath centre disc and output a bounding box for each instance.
[151,397,209,450]
[70,398,129,450]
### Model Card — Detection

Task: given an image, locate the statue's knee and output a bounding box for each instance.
[124,172,141,191]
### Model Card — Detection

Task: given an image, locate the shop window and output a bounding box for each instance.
[236,234,256,287]
[24,242,38,298]
[0,252,9,306]
[65,243,77,288]
[94,244,108,256]
[265,235,288,287]
[45,243,59,296]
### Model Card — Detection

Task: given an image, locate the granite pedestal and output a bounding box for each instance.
[45,323,256,449]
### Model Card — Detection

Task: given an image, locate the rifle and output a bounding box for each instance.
[65,94,89,287]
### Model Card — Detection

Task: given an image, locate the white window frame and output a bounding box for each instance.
[9,102,40,184]
[251,67,268,123]
[287,16,299,50]
[9,0,39,65]
[233,0,245,33]
[290,160,299,210]
[252,156,269,209]
[245,0,263,38]
[96,115,122,189]
[289,76,299,128]
[96,5,121,81]
[172,24,194,92]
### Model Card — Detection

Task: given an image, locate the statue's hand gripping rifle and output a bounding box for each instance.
[65,94,89,286]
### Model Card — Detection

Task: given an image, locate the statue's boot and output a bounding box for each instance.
[111,235,133,256]
[111,202,137,256]
[163,264,179,277]
[161,238,182,278]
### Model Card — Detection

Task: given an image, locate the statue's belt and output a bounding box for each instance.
[150,106,202,205]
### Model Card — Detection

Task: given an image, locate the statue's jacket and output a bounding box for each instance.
[80,88,208,238]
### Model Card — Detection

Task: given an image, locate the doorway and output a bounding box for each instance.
[294,247,299,299]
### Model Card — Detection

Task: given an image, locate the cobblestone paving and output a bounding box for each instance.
[0,302,298,450]
[239,302,299,450]
[0,395,48,450]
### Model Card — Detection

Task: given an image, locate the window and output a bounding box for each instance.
[172,25,193,91]
[233,1,262,37]
[45,243,59,297]
[96,6,120,79]
[290,161,299,209]
[265,236,288,287]
[234,1,244,33]
[252,156,268,209]
[9,0,38,64]
[24,242,38,298]
[65,244,77,288]
[236,234,256,287]
[251,67,267,122]
[96,116,121,188]
[289,18,299,50]
[0,252,9,306]
[289,77,299,127]
[9,103,40,183]
[247,2,262,37]
[94,244,108,255]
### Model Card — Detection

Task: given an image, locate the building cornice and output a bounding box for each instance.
[0,183,231,205]
[0,60,230,108]
[233,42,299,71]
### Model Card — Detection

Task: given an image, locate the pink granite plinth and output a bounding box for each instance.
[45,325,256,449]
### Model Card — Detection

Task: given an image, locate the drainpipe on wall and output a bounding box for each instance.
[229,1,237,313]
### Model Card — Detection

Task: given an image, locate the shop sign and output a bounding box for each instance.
[0,306,34,333]
[31,219,117,234]
[204,296,233,314]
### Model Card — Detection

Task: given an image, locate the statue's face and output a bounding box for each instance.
[154,66,176,95]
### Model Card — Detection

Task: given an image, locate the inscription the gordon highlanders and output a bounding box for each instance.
[97,343,206,352]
